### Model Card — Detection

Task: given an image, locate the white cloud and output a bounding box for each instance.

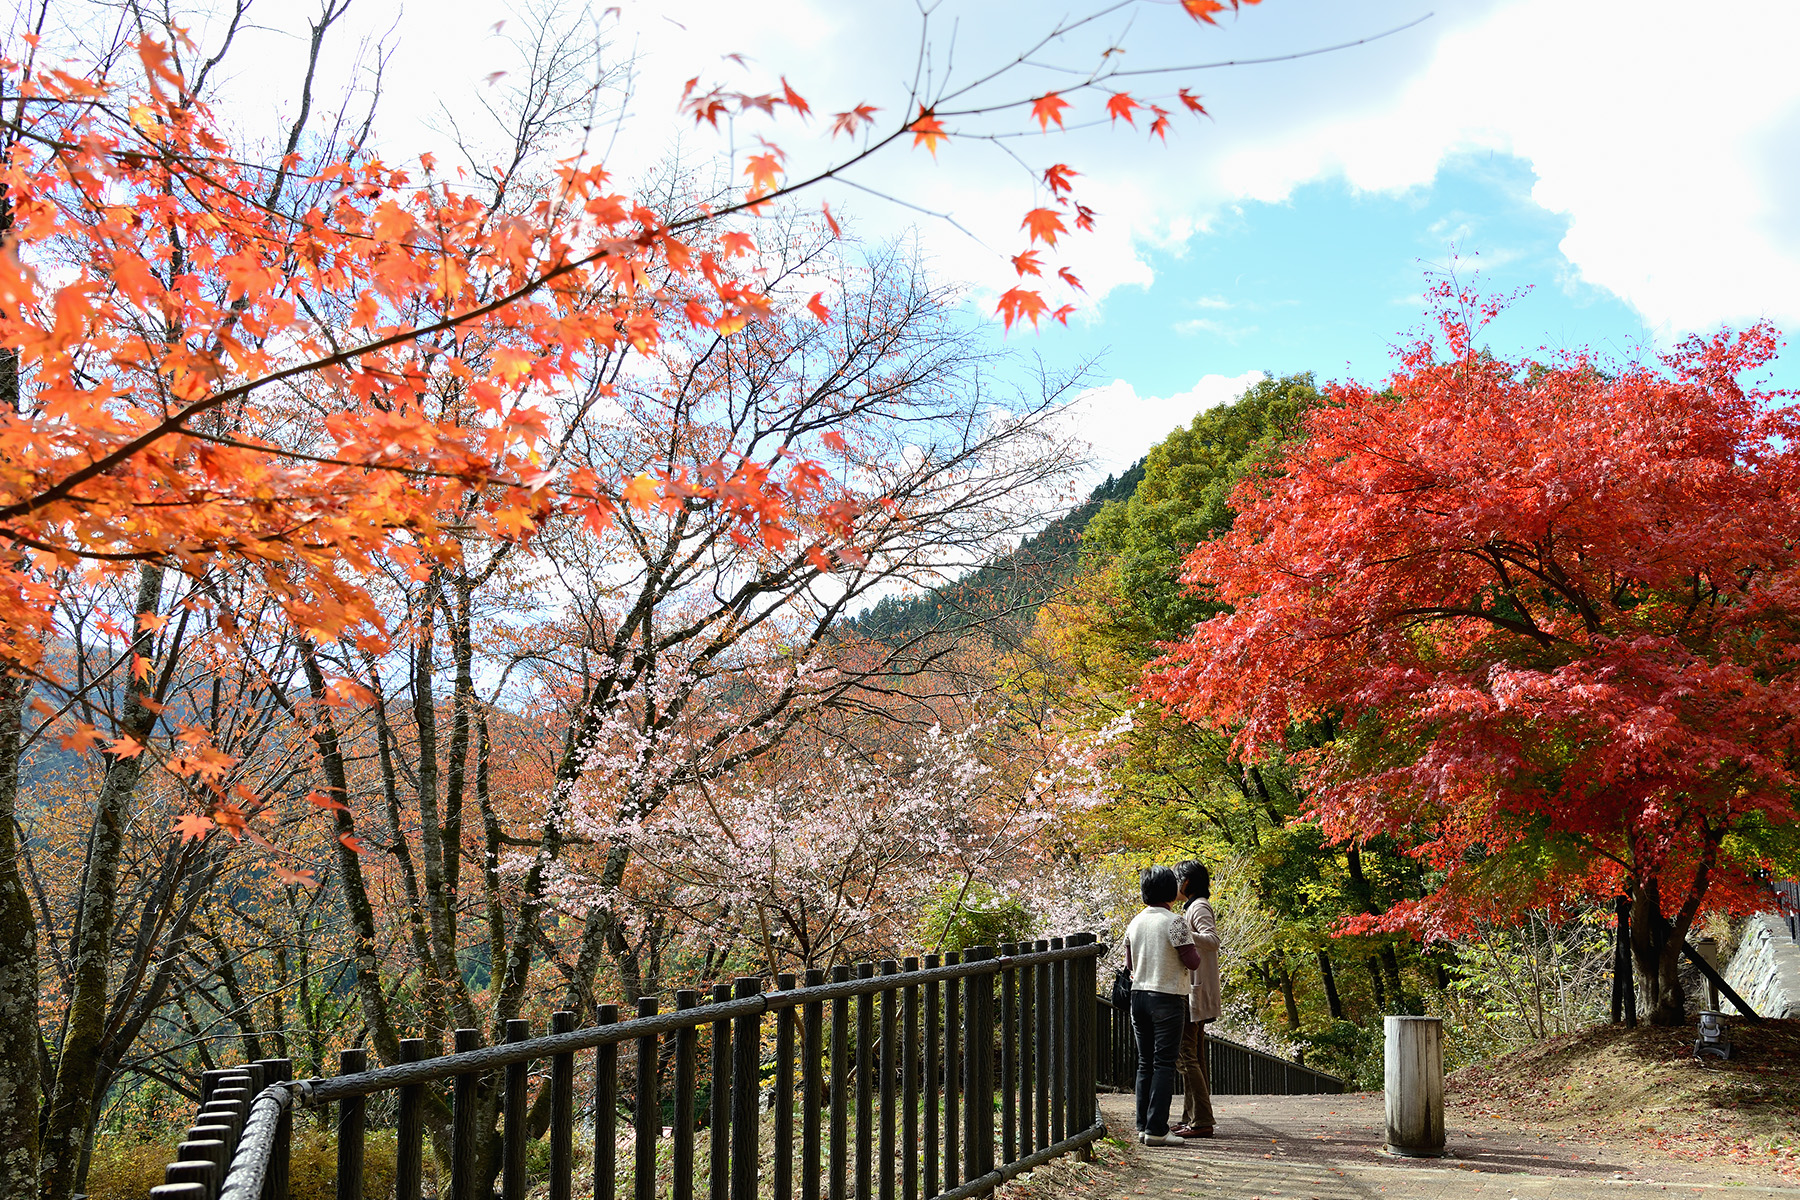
[1213,0,1800,332]
[1061,370,1265,490]
[1173,317,1258,342]
[188,0,1800,339]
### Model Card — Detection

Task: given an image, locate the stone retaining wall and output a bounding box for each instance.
[1722,913,1800,1019]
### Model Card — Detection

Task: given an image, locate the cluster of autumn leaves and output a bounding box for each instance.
[4,6,1277,1192]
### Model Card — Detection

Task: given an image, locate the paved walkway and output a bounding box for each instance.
[1093,1092,1800,1200]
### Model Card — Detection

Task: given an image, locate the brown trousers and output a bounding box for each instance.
[1176,1019,1214,1129]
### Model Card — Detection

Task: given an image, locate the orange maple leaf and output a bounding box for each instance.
[821,430,848,453]
[1105,93,1142,126]
[59,722,103,754]
[621,473,660,511]
[1043,164,1078,197]
[807,293,830,323]
[1182,0,1228,21]
[909,106,948,157]
[1021,208,1067,247]
[273,864,318,889]
[307,790,350,813]
[339,832,365,854]
[720,231,756,258]
[822,201,841,237]
[743,151,784,196]
[1149,105,1172,142]
[1178,88,1209,116]
[1030,92,1071,131]
[173,813,214,843]
[1058,267,1085,292]
[1012,250,1044,277]
[997,287,1050,331]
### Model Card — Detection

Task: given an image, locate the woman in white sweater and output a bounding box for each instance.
[1123,866,1201,1146]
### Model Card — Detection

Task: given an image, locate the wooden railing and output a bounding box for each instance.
[150,937,1105,1200]
[1777,880,1799,943]
[1094,996,1345,1096]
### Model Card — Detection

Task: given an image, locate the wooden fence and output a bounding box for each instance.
[150,937,1105,1200]
[1094,996,1344,1096]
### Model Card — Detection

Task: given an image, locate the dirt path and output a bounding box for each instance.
[1079,1092,1800,1200]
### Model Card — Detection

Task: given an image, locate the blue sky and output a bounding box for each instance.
[1017,145,1800,481]
[1042,153,1676,398]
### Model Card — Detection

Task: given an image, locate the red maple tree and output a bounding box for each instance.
[1146,283,1799,1024]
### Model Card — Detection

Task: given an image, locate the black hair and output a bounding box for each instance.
[1176,860,1211,900]
[1140,865,1178,907]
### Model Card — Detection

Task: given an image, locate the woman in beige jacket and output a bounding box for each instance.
[1173,860,1221,1137]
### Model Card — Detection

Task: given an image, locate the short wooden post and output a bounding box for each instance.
[450,1028,481,1200]
[337,1049,367,1200]
[1382,1016,1444,1158]
[595,1005,620,1200]
[395,1039,427,1200]
[730,977,762,1200]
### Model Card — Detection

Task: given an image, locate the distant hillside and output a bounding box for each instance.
[850,461,1145,647]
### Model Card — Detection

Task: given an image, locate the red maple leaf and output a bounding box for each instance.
[830,104,879,138]
[1030,92,1072,131]
[1021,208,1067,246]
[996,287,1050,331]
[1105,93,1142,126]
[780,77,810,118]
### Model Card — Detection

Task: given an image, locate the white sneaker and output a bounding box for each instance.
[1139,1131,1184,1147]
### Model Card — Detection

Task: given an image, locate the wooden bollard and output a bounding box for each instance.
[1383,1016,1444,1157]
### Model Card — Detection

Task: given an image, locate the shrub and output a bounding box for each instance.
[290,1127,398,1200]
[85,1127,397,1200]
[918,879,1033,952]
[86,1136,178,1200]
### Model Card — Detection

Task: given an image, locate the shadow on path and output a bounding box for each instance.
[1092,1092,1800,1200]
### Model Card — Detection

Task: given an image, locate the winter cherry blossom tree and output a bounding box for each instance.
[546,705,1125,976]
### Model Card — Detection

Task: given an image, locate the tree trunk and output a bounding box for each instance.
[40,564,164,1200]
[0,670,40,1199]
[1277,962,1301,1031]
[1630,879,1687,1026]
[1365,956,1388,1012]
[1378,944,1414,1015]
[1317,949,1344,1021]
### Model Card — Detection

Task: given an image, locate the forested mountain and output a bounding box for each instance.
[849,461,1147,646]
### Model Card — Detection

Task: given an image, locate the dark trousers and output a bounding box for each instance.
[1130,990,1186,1136]
[1177,1019,1214,1129]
